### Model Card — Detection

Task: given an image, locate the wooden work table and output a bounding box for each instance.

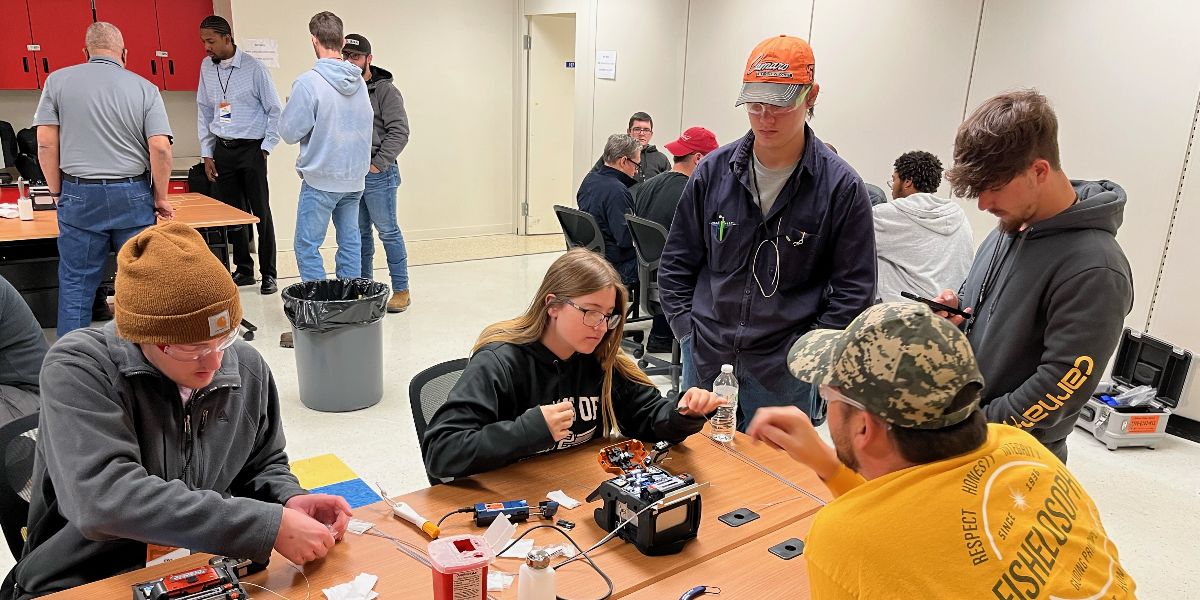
[0,193,256,243]
[45,432,828,599]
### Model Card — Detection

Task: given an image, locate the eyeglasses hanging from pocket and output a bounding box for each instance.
[753,221,814,298]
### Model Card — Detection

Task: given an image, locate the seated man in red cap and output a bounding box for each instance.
[4,222,351,598]
[633,126,719,353]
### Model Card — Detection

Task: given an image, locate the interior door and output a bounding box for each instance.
[524,14,576,235]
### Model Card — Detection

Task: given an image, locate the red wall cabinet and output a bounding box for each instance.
[0,0,39,90]
[156,0,213,91]
[95,0,212,91]
[0,0,92,90]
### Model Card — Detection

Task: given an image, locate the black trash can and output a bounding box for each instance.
[283,278,389,412]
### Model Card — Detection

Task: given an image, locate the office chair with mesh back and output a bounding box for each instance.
[0,412,39,558]
[552,205,649,357]
[409,358,469,485]
[626,215,681,396]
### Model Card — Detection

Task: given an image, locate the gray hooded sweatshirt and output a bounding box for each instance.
[279,58,372,193]
[959,180,1133,462]
[7,323,305,598]
[873,192,974,303]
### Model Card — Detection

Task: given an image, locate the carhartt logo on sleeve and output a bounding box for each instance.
[208,310,231,337]
[1006,356,1094,429]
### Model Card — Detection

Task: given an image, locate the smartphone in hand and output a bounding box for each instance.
[900,291,972,319]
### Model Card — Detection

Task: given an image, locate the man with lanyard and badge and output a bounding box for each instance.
[197,15,283,295]
[659,35,876,428]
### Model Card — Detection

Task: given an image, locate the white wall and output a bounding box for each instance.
[229,0,518,245]
[808,0,980,198]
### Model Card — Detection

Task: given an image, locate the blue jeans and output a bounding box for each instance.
[56,178,155,337]
[358,165,409,292]
[680,333,825,430]
[295,182,363,282]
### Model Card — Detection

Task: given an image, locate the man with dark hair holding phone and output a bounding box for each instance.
[748,302,1135,598]
[197,15,283,295]
[935,89,1133,462]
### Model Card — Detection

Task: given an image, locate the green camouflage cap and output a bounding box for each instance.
[787,302,984,429]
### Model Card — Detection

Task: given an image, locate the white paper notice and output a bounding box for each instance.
[244,38,280,68]
[596,50,617,80]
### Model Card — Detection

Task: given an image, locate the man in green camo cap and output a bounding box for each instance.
[747,302,1134,598]
[748,301,985,480]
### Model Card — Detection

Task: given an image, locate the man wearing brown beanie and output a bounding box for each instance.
[4,223,352,598]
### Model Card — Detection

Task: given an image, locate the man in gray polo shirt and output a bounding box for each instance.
[34,22,175,337]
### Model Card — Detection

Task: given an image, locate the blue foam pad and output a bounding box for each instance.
[310,478,382,509]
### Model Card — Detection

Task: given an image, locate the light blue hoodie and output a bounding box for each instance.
[280,58,372,193]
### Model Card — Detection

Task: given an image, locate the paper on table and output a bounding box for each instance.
[487,570,515,592]
[322,572,379,600]
[547,489,580,509]
[499,539,535,559]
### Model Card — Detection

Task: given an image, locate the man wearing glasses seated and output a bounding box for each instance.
[4,223,352,599]
[576,133,644,288]
[660,35,876,431]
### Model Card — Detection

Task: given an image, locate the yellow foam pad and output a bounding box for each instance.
[289,454,358,490]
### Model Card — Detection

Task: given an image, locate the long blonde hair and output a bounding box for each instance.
[473,248,654,436]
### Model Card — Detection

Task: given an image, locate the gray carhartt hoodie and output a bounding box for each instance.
[873,192,974,303]
[958,180,1133,461]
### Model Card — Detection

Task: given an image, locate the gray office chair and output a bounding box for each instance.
[410,358,469,485]
[625,215,681,396]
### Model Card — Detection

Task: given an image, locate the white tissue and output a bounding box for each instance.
[346,518,375,535]
[487,570,515,592]
[322,572,379,600]
[0,205,18,219]
[547,490,581,509]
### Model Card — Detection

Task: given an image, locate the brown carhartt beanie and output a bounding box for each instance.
[114,222,243,345]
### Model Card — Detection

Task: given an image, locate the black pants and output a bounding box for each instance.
[213,139,275,279]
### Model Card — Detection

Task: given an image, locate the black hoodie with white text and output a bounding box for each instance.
[423,341,705,479]
[959,180,1133,461]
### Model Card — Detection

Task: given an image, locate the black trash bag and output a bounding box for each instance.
[282,278,389,333]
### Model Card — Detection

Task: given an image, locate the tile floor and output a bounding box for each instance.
[4,242,1198,597]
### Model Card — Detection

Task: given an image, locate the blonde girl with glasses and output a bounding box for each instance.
[423,249,725,480]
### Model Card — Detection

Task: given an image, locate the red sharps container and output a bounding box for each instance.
[429,534,494,600]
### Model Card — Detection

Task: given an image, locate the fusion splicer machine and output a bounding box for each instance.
[132,557,266,600]
[586,440,702,556]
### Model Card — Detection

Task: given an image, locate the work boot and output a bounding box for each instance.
[387,290,411,313]
[280,331,293,348]
[232,272,256,287]
[646,335,674,354]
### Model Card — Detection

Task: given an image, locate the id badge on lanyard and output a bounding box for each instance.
[218,100,232,124]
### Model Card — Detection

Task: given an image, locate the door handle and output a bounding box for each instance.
[22,57,29,72]
[168,59,174,75]
[41,58,48,73]
[151,60,157,75]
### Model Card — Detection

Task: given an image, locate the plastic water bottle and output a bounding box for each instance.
[518,549,555,600]
[710,364,738,442]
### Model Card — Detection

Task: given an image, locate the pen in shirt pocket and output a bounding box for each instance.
[710,215,736,242]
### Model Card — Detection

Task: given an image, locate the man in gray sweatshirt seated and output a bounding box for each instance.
[0,275,47,427]
[4,223,351,598]
[873,150,974,303]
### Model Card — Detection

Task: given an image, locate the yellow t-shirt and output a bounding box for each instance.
[806,424,1136,599]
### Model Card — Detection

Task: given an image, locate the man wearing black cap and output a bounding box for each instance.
[197,15,283,295]
[342,34,413,313]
